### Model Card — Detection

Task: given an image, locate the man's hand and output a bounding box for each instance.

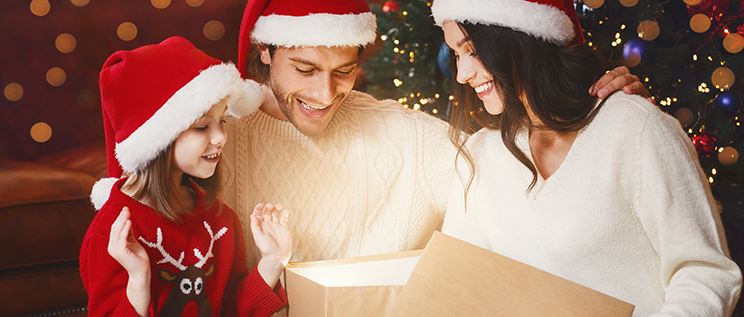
[589,66,649,100]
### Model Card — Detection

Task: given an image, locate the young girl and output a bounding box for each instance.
[80,36,291,317]
[432,0,742,315]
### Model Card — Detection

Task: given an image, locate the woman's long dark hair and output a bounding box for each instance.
[449,23,607,199]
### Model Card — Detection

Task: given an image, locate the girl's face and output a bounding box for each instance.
[173,100,228,179]
[442,21,504,115]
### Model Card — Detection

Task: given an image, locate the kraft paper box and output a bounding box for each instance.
[388,231,635,317]
[284,250,423,317]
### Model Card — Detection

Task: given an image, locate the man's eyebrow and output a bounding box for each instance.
[289,58,358,69]
[288,57,319,68]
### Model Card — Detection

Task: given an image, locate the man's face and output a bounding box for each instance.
[261,45,359,136]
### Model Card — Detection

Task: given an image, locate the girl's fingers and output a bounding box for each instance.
[271,209,280,223]
[253,203,265,216]
[250,214,264,235]
[120,219,132,245]
[111,207,129,234]
[261,206,272,223]
[280,209,290,226]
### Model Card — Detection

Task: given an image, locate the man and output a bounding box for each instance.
[221,0,645,268]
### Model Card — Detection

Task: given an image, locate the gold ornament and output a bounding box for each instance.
[583,0,605,9]
[117,22,138,42]
[3,83,23,102]
[711,67,735,90]
[55,33,77,54]
[637,20,660,41]
[203,20,226,41]
[674,108,694,126]
[722,33,743,54]
[150,0,171,9]
[690,14,711,33]
[46,67,66,87]
[185,0,205,7]
[70,0,90,7]
[29,0,50,17]
[619,0,638,7]
[718,147,739,166]
[30,122,53,143]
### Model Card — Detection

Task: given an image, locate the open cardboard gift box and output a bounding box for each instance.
[285,232,634,316]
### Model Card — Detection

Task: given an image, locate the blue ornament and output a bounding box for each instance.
[717,92,739,113]
[622,39,645,66]
[437,42,452,79]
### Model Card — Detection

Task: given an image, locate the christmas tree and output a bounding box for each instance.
[364,0,744,187]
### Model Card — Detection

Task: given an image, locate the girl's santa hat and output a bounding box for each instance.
[431,0,584,46]
[91,36,262,209]
[237,0,377,77]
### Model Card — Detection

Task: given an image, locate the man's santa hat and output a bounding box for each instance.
[431,0,584,46]
[237,0,377,77]
[91,36,262,209]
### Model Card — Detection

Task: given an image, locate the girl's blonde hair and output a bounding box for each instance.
[122,143,222,221]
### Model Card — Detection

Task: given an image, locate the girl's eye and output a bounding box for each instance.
[194,125,208,130]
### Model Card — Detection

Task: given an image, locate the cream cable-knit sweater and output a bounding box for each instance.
[443,93,742,316]
[221,91,455,268]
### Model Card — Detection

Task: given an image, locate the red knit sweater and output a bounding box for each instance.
[80,178,287,316]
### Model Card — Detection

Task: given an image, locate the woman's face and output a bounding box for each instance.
[442,21,503,115]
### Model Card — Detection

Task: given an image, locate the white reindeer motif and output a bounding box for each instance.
[138,221,228,317]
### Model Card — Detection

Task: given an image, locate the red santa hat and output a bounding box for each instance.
[91,36,262,209]
[431,0,584,46]
[237,0,377,77]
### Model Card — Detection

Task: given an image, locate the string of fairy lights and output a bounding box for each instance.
[3,0,228,144]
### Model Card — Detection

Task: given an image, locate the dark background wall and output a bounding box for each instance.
[0,0,247,161]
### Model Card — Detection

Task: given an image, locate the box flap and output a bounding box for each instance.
[389,232,634,317]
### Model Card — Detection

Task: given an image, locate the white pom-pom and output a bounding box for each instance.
[90,177,119,210]
[227,79,263,117]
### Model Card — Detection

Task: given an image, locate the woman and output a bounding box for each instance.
[432,0,742,315]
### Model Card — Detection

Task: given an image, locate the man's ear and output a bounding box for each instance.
[259,45,271,66]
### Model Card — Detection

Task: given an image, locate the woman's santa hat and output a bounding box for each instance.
[431,0,584,46]
[237,0,377,77]
[91,36,262,209]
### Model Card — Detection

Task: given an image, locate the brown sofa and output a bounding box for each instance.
[0,145,105,317]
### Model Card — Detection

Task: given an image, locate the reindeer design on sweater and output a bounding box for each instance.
[138,221,228,317]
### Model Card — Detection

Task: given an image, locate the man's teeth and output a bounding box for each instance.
[474,81,493,93]
[299,99,330,110]
[203,153,220,159]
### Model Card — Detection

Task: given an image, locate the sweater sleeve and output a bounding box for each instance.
[79,228,155,317]
[419,113,458,220]
[224,208,287,316]
[635,112,742,316]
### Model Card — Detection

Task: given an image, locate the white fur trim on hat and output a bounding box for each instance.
[431,0,575,45]
[90,177,119,210]
[115,63,262,173]
[251,12,377,47]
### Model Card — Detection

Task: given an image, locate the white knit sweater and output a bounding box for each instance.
[443,93,742,316]
[221,91,455,267]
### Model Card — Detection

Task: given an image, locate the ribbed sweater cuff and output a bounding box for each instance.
[245,265,288,316]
